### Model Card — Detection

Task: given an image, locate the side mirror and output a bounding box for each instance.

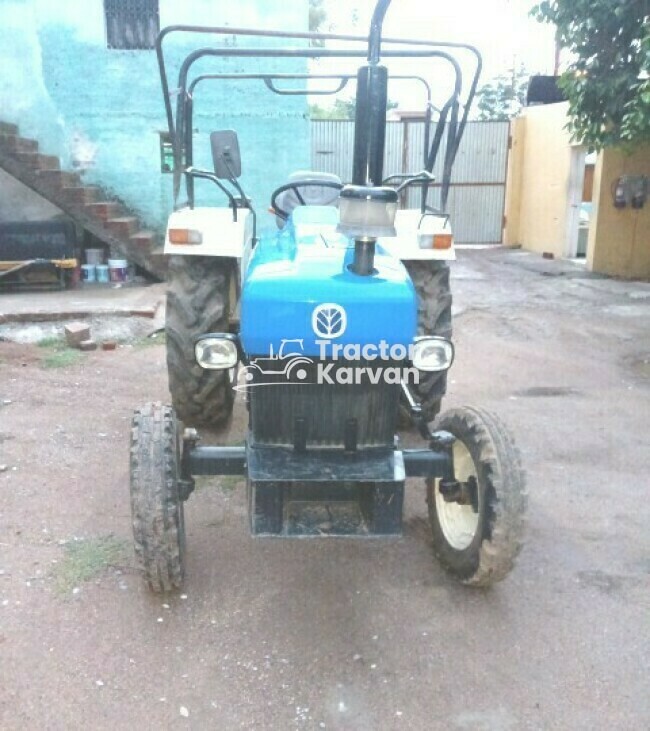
[210,130,242,180]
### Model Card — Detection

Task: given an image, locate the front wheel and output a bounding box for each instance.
[427,407,526,586]
[129,402,186,592]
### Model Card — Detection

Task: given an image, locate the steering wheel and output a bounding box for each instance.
[270,180,344,221]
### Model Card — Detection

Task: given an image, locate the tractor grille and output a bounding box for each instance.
[248,358,401,449]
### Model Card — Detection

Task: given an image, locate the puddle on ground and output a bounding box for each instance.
[513,386,582,398]
[626,354,650,380]
[575,569,624,595]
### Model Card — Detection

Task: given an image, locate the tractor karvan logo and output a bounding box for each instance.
[311,303,347,339]
[235,302,419,391]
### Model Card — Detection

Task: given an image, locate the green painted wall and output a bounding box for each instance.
[0,0,310,232]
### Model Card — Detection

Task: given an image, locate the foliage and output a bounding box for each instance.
[533,0,650,148]
[38,337,85,369]
[129,331,166,349]
[309,0,327,46]
[37,336,64,349]
[310,96,398,120]
[310,98,358,120]
[53,535,128,595]
[476,65,530,121]
[41,349,84,369]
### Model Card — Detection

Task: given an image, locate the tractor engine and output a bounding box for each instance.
[240,206,417,451]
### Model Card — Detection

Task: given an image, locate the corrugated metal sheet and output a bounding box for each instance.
[311,120,404,182]
[311,119,510,244]
[311,120,353,180]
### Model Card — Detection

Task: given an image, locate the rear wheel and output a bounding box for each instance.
[427,407,527,586]
[404,260,452,423]
[166,255,235,427]
[130,402,185,593]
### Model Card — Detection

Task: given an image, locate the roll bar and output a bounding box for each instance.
[155,7,482,213]
[182,72,439,212]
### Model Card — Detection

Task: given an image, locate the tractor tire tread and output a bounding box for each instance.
[428,406,527,587]
[130,402,185,593]
[404,260,452,423]
[166,255,234,427]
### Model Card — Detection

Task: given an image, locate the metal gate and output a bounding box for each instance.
[311,120,510,244]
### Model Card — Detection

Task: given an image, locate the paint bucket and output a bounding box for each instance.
[108,259,129,283]
[85,248,104,266]
[95,264,110,284]
[81,264,96,282]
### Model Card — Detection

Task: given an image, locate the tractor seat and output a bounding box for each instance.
[275,171,342,227]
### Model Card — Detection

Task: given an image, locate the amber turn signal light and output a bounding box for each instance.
[432,233,453,250]
[169,228,202,245]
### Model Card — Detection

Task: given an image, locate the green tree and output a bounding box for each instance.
[476,65,529,121]
[309,96,398,120]
[533,0,650,148]
[309,0,327,46]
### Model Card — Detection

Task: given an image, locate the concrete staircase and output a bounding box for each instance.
[0,121,166,279]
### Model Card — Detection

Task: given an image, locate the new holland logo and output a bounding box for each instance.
[312,303,347,339]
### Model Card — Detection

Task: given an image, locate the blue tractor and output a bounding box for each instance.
[129,0,526,592]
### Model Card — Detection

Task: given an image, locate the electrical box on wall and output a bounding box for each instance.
[159,132,174,174]
[612,175,648,209]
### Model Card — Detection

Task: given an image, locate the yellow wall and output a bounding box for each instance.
[504,102,575,257]
[503,116,525,247]
[587,146,650,279]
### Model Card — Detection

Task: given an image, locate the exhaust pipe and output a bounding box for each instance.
[351,0,392,188]
[348,0,393,276]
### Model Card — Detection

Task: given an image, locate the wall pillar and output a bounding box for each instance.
[587,146,650,279]
[503,116,525,246]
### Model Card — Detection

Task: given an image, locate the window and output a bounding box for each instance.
[104,0,160,50]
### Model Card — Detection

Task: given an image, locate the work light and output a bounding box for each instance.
[412,337,454,372]
[195,335,239,370]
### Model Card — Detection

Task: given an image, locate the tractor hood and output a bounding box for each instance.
[240,206,417,357]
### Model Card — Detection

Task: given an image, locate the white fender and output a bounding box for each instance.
[164,207,253,258]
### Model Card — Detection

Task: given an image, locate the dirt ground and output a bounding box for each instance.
[0,248,649,730]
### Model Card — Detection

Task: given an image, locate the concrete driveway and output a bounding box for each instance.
[0,248,648,729]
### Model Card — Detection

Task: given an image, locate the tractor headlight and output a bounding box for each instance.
[412,337,454,372]
[195,335,239,370]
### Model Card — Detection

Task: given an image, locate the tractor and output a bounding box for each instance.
[129,0,526,592]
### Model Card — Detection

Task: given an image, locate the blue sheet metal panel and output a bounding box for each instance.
[240,206,417,357]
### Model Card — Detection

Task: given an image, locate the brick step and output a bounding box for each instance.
[12,151,59,171]
[87,200,121,221]
[0,134,38,153]
[11,151,40,169]
[0,121,19,135]
[106,216,139,237]
[37,169,80,188]
[38,154,60,170]
[129,230,156,251]
[64,185,100,206]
